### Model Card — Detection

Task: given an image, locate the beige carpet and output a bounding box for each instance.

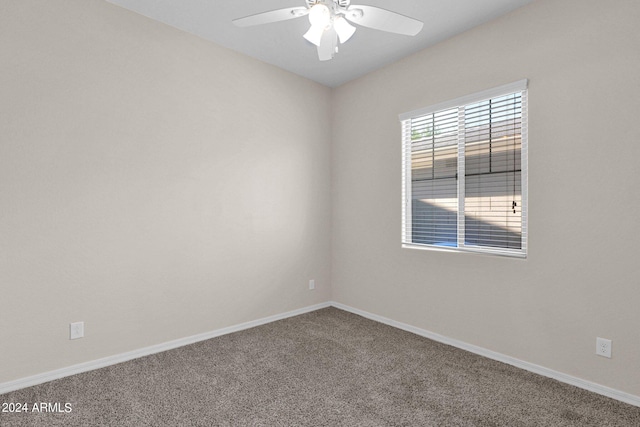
[1,307,639,426]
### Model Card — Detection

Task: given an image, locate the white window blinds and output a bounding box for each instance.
[400,80,528,257]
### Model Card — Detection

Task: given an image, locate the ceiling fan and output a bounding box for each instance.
[233,0,424,61]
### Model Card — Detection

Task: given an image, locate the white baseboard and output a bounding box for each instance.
[330,301,640,408]
[0,302,330,395]
[3,300,639,409]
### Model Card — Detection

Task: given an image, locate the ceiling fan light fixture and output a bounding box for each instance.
[303,24,326,46]
[308,4,331,29]
[233,1,424,62]
[333,16,356,43]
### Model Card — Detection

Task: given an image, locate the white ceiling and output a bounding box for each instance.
[105,0,533,87]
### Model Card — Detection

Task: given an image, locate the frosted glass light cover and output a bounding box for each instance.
[334,16,356,43]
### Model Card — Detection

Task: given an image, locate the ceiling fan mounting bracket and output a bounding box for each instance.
[306,0,350,14]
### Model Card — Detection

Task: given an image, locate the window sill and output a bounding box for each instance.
[402,243,527,259]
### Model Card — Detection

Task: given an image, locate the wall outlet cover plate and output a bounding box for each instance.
[596,337,611,358]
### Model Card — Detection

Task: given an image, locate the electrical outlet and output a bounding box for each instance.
[596,337,611,358]
[309,279,315,290]
[70,322,84,340]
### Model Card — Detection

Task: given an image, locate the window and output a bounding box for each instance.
[400,80,528,258]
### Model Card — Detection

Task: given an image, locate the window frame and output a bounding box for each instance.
[400,80,528,258]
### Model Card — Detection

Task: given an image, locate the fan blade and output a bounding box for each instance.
[233,7,308,27]
[317,27,338,61]
[345,5,423,36]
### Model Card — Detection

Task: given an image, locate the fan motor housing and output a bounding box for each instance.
[306,0,350,8]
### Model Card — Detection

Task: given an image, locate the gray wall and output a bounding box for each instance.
[331,0,640,396]
[0,0,331,383]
